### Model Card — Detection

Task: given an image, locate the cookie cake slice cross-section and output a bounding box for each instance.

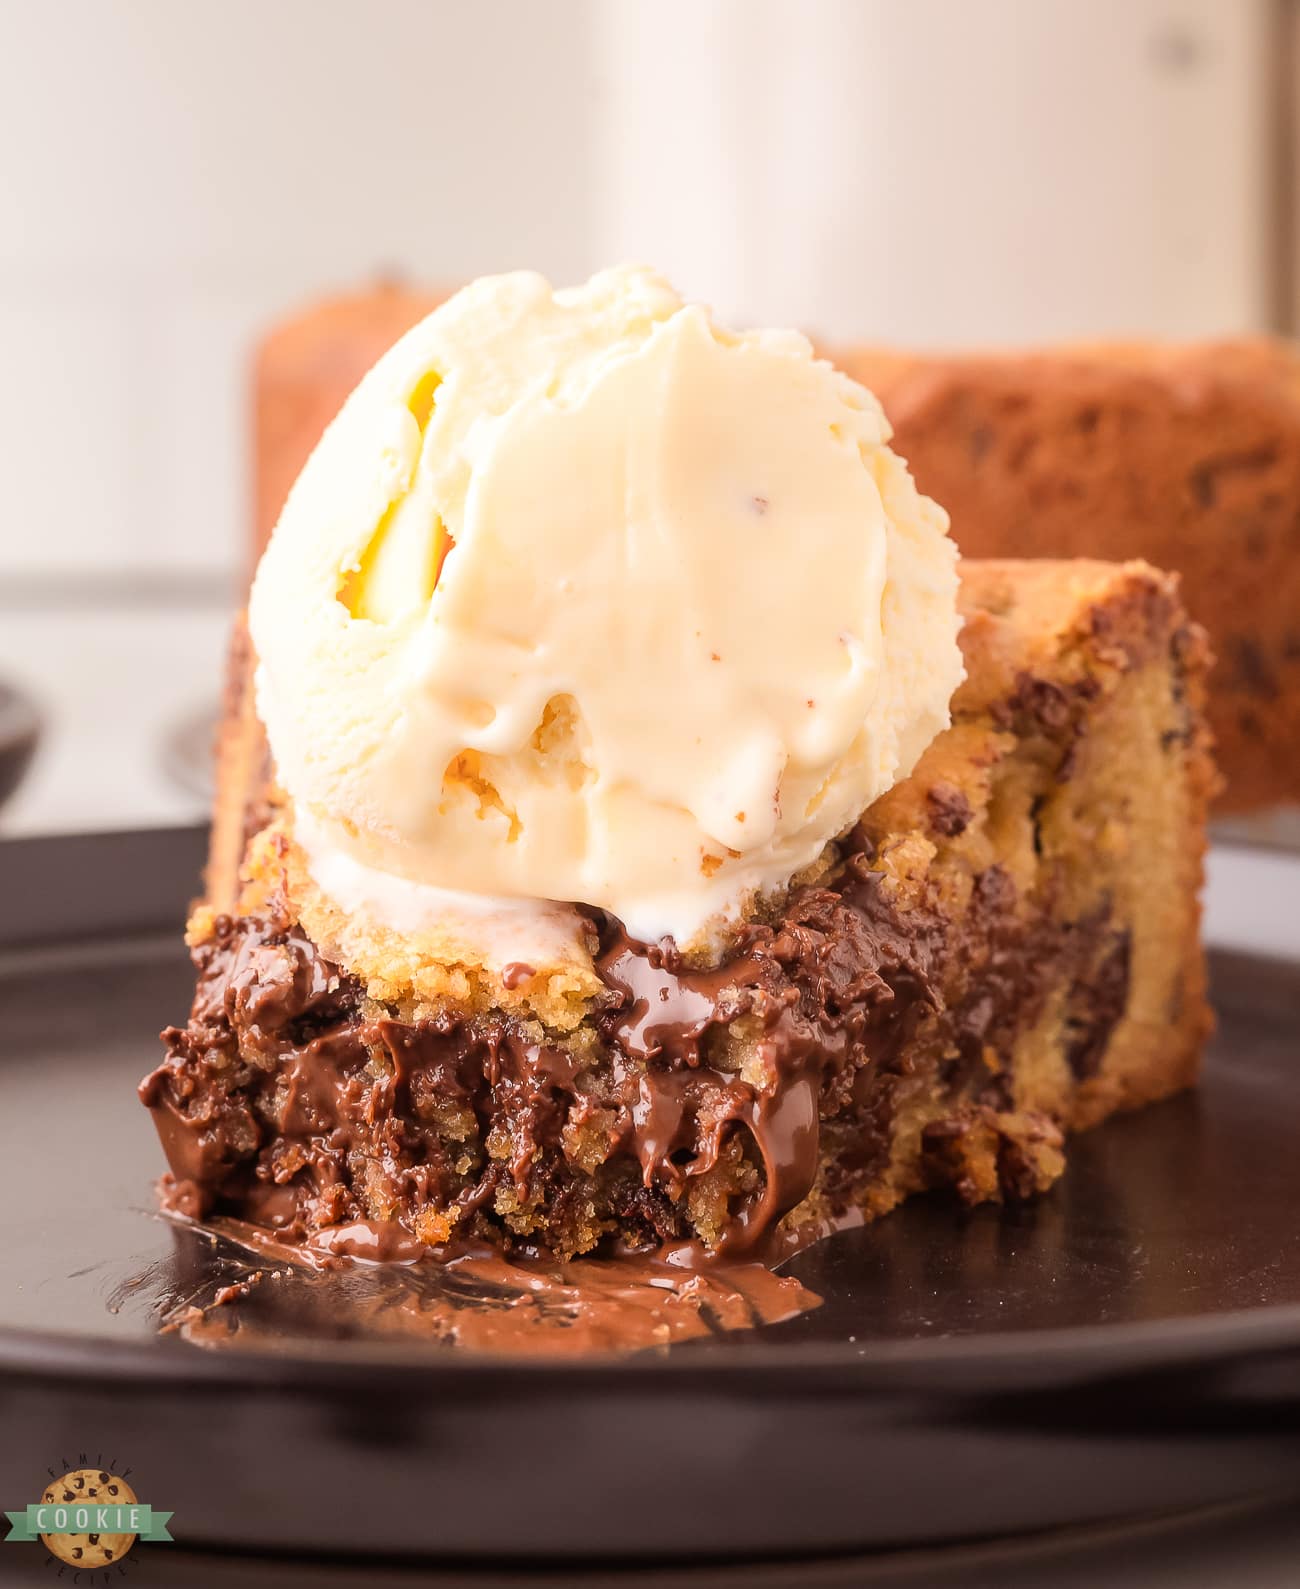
[142,268,1215,1262]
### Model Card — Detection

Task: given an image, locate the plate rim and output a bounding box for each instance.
[4,1286,1300,1390]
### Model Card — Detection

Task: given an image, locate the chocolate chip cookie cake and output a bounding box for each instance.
[142,268,1215,1262]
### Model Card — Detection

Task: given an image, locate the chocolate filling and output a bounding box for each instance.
[141,831,1118,1258]
[1063,928,1133,1080]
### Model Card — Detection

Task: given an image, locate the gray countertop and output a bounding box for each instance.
[0,600,230,836]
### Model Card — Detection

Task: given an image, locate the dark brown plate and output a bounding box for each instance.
[1,827,1299,1570]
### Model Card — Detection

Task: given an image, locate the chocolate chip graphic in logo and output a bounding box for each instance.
[39,1469,138,1568]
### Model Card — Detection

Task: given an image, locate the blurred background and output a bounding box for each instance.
[0,0,1293,837]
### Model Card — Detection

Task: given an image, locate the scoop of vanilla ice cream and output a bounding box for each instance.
[249,265,962,947]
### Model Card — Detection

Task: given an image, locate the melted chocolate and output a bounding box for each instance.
[142,826,1108,1265]
[156,1216,818,1358]
[1064,928,1134,1079]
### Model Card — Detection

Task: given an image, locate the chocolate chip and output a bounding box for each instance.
[1189,464,1216,508]
[1225,634,1280,700]
[926,780,973,837]
[1064,930,1132,1079]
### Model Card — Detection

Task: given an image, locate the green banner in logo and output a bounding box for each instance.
[5,1503,173,1543]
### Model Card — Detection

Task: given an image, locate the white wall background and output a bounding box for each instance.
[0,0,600,583]
[598,0,1275,341]
[0,0,1281,588]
